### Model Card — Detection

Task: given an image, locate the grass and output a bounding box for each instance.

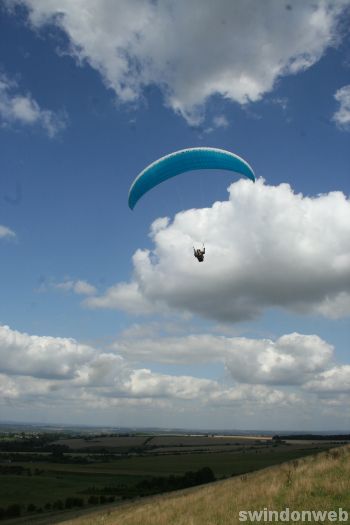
[52,446,350,525]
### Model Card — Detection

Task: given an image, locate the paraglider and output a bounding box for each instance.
[128,147,255,263]
[128,147,255,210]
[193,244,205,262]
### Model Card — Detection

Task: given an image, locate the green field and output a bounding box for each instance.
[56,445,350,525]
[72,447,325,476]
[0,445,327,511]
[0,429,338,523]
[0,473,139,508]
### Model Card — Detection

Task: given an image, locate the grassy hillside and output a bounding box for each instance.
[55,445,350,525]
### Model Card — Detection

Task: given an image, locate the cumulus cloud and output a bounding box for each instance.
[305,365,350,393]
[210,384,299,407]
[225,333,333,386]
[7,0,349,123]
[113,332,333,386]
[0,324,216,403]
[333,85,350,129]
[0,374,19,400]
[0,324,94,379]
[75,352,217,401]
[123,369,215,400]
[0,73,67,136]
[84,280,160,315]
[75,353,129,388]
[0,225,16,239]
[89,179,350,322]
[0,324,306,410]
[0,324,209,404]
[2,323,349,423]
[0,373,57,402]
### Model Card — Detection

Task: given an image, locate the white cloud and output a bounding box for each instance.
[75,351,217,401]
[212,115,229,129]
[1,323,348,423]
[113,334,220,364]
[0,225,16,239]
[75,353,129,388]
[202,115,230,135]
[0,374,19,400]
[119,322,163,340]
[210,384,299,407]
[73,280,96,295]
[0,374,57,402]
[124,369,215,400]
[314,291,350,319]
[0,324,220,403]
[0,324,94,379]
[333,85,350,130]
[225,333,333,386]
[305,365,350,393]
[113,332,333,386]
[8,0,349,124]
[0,73,67,136]
[54,279,97,295]
[89,179,350,322]
[84,280,160,315]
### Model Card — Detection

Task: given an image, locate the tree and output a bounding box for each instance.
[5,504,21,518]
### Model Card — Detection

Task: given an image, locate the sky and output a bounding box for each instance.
[0,0,350,431]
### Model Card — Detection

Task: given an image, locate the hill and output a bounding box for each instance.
[48,445,350,525]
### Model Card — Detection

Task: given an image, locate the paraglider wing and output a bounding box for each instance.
[128,147,255,209]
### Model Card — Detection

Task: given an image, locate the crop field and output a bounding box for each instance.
[0,445,330,509]
[53,434,347,455]
[0,432,339,522]
[14,447,321,475]
[141,435,269,447]
[53,436,148,450]
[55,445,350,525]
[0,444,346,525]
[53,434,272,451]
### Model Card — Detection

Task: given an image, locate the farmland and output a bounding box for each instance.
[56,445,350,525]
[0,428,345,522]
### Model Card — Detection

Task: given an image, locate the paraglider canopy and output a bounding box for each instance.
[128,147,255,209]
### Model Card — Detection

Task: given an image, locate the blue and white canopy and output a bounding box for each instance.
[128,147,255,209]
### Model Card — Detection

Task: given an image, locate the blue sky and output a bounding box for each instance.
[0,1,350,430]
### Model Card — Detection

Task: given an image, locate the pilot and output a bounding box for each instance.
[193,245,205,262]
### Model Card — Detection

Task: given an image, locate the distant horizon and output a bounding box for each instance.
[1,420,349,436]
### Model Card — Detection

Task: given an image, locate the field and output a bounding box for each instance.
[53,434,271,450]
[46,445,350,525]
[0,431,343,522]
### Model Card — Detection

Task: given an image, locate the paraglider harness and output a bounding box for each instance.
[194,244,205,262]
